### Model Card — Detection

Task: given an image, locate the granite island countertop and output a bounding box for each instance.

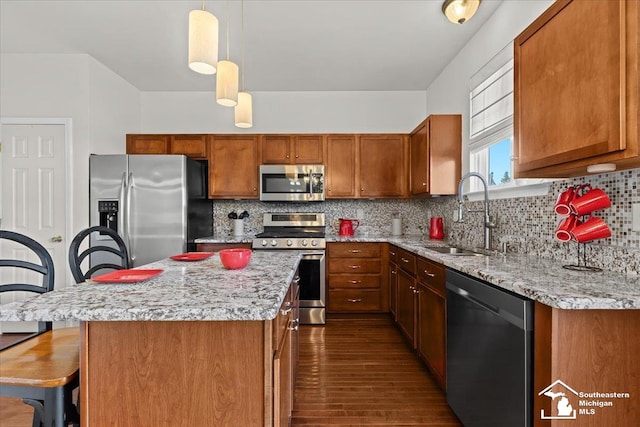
[198,234,640,309]
[0,251,303,322]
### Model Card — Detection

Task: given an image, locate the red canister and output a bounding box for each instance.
[429,217,444,240]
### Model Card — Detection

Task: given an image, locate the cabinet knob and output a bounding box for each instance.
[422,182,427,186]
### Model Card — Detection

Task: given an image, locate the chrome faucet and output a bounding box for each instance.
[456,172,496,250]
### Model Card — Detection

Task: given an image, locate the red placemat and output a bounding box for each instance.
[91,269,164,283]
[169,252,214,261]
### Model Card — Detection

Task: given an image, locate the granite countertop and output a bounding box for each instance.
[197,233,640,309]
[0,251,303,322]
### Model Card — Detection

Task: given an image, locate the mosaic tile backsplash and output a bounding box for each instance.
[210,168,640,275]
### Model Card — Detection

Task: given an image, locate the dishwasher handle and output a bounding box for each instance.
[447,281,531,331]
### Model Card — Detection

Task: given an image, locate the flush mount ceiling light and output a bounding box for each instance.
[188,1,218,74]
[216,0,239,107]
[442,0,482,24]
[235,0,253,128]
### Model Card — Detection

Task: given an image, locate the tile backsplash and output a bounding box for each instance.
[210,168,640,275]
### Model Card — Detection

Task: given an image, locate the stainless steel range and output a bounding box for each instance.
[253,213,326,324]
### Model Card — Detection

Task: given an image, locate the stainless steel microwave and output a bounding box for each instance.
[259,165,325,202]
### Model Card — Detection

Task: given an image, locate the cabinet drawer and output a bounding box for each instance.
[328,258,381,274]
[416,257,446,297]
[388,245,399,263]
[396,249,416,275]
[328,275,381,289]
[329,289,382,312]
[196,243,252,252]
[329,243,381,258]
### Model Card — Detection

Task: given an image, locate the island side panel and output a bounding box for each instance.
[81,321,265,427]
[535,308,640,426]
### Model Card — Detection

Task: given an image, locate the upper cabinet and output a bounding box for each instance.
[358,135,408,198]
[261,135,324,164]
[514,0,639,178]
[325,134,408,199]
[126,134,207,159]
[208,135,260,199]
[126,134,168,154]
[410,115,461,196]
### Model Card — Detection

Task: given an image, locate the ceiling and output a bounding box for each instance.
[0,0,503,92]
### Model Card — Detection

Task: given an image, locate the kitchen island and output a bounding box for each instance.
[1,251,304,427]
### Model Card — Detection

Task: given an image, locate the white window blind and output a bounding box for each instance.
[469,44,514,152]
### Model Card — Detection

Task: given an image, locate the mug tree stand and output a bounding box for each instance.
[562,242,602,272]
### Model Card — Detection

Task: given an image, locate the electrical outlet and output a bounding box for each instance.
[453,209,459,222]
[633,203,640,232]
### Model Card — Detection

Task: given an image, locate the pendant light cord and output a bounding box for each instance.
[226,0,230,60]
[241,0,245,91]
[201,0,204,11]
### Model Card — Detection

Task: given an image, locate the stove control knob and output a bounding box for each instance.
[287,239,293,247]
[270,240,278,247]
[301,239,309,246]
[261,240,268,247]
[311,240,318,247]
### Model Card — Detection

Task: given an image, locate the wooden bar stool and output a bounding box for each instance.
[0,230,79,427]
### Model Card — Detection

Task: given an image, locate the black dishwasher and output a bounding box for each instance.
[446,270,533,427]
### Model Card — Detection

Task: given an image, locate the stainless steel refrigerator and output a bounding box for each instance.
[89,154,212,267]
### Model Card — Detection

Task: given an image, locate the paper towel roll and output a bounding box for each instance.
[392,218,402,236]
[233,219,244,236]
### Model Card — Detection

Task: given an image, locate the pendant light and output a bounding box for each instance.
[442,0,482,24]
[188,1,218,75]
[235,0,253,128]
[216,0,239,107]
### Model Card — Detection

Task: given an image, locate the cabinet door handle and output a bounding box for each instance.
[350,249,361,253]
[350,265,361,269]
[293,276,301,283]
[401,258,409,263]
[409,285,415,290]
[423,270,435,277]
[390,251,396,256]
[347,298,362,303]
[288,324,299,331]
[391,270,396,274]
[414,289,420,294]
[349,280,362,284]
[280,308,292,315]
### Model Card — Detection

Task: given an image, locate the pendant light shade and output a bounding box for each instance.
[235,91,253,128]
[442,0,481,24]
[216,60,239,106]
[188,9,219,75]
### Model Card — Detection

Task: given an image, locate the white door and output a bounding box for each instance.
[1,124,67,332]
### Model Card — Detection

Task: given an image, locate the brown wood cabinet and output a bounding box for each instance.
[514,0,639,178]
[126,134,208,159]
[327,243,388,313]
[208,135,260,199]
[415,257,446,390]
[395,248,417,347]
[410,115,461,196]
[325,135,358,198]
[388,245,399,320]
[358,135,408,198]
[261,135,324,164]
[126,134,168,154]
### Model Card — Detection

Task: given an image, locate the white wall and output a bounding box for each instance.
[141,90,427,133]
[0,53,141,234]
[425,0,554,174]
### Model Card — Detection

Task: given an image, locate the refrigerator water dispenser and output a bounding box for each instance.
[98,200,119,233]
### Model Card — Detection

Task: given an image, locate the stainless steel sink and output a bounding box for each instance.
[424,246,486,256]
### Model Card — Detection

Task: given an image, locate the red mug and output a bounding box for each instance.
[554,186,576,215]
[555,215,581,242]
[570,215,611,243]
[569,187,611,216]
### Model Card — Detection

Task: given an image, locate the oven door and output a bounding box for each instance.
[259,165,324,202]
[298,252,326,325]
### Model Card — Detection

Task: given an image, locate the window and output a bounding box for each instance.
[467,43,551,198]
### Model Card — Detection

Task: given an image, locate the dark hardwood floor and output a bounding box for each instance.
[292,314,461,426]
[1,316,461,426]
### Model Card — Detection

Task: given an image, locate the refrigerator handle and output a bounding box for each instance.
[125,172,134,262]
[118,172,127,243]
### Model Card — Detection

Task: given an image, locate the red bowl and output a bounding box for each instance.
[218,248,252,270]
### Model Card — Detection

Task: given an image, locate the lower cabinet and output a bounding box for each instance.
[388,247,399,320]
[393,249,447,390]
[327,242,388,313]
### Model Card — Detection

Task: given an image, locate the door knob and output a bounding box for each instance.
[51,235,63,243]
